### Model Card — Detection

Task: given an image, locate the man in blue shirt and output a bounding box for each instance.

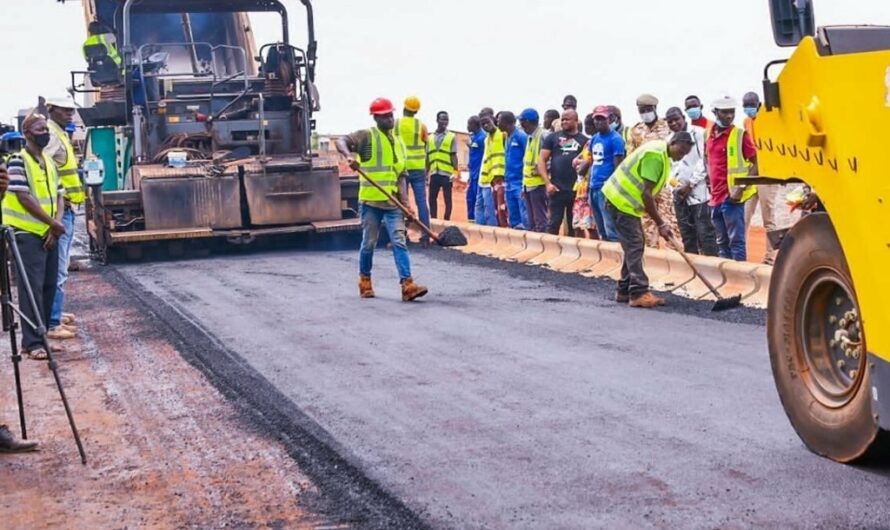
[497,111,529,229]
[578,105,626,241]
[466,115,486,223]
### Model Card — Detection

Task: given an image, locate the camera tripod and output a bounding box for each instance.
[0,224,86,464]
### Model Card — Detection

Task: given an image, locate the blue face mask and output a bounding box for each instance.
[743,107,758,118]
[609,122,619,131]
[686,107,702,120]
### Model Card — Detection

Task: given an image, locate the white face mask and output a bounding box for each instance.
[640,111,657,124]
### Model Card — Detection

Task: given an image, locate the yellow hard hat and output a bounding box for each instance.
[404,96,421,112]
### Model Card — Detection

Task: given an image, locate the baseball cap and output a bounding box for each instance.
[592,105,610,118]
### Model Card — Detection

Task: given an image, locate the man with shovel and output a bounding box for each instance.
[602,133,694,308]
[336,97,428,302]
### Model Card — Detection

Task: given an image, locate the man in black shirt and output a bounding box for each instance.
[536,110,588,235]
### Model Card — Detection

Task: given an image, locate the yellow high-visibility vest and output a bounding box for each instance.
[2,150,60,236]
[602,140,670,217]
[427,131,456,174]
[480,129,505,186]
[359,127,406,203]
[395,116,426,171]
[83,33,122,67]
[523,127,545,188]
[706,126,757,203]
[48,121,85,204]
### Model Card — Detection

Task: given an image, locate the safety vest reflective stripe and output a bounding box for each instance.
[523,128,545,188]
[48,121,85,204]
[427,132,456,173]
[602,140,669,217]
[359,128,404,203]
[2,149,60,236]
[481,130,505,186]
[396,117,426,170]
[83,33,122,66]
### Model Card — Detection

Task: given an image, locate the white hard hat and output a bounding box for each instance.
[45,97,76,110]
[711,96,737,111]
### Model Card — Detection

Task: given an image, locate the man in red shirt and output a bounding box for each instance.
[706,96,758,262]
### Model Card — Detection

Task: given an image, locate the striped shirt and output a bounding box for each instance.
[6,151,64,195]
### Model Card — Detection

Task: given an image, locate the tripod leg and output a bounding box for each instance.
[5,230,86,464]
[0,233,27,439]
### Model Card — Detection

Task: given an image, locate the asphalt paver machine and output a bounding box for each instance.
[70,0,359,261]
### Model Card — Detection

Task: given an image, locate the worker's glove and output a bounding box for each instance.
[657,223,673,242]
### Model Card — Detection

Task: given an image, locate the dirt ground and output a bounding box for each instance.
[0,267,339,529]
[416,180,775,264]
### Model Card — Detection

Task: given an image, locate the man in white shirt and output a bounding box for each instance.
[665,107,718,256]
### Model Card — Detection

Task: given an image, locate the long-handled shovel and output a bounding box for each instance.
[668,237,742,312]
[354,168,468,247]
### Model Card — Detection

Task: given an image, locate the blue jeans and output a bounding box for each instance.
[406,170,430,241]
[474,186,497,226]
[49,207,75,328]
[466,174,479,222]
[505,184,527,229]
[589,188,618,242]
[711,200,747,261]
[360,204,412,281]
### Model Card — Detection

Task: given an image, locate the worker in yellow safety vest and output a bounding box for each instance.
[44,99,84,341]
[479,114,506,227]
[82,20,123,86]
[518,108,548,233]
[2,114,67,360]
[704,95,759,262]
[394,96,431,244]
[602,134,694,309]
[336,97,428,302]
[425,111,458,221]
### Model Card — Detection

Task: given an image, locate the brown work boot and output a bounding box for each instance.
[359,275,375,299]
[401,278,428,302]
[47,326,76,340]
[0,425,38,453]
[615,291,630,304]
[629,292,666,308]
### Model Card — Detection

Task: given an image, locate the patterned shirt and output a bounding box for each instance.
[626,119,671,153]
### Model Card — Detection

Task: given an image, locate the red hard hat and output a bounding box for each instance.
[369,97,395,115]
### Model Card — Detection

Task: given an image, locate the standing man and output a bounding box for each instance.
[537,110,587,235]
[2,114,66,359]
[607,105,632,144]
[426,111,458,221]
[706,96,759,262]
[562,95,578,112]
[741,91,777,264]
[45,99,82,341]
[466,115,486,223]
[336,98,427,302]
[498,111,528,229]
[543,109,561,136]
[395,96,430,244]
[0,161,39,453]
[684,95,713,130]
[664,107,718,256]
[583,113,596,137]
[577,106,625,241]
[627,94,676,248]
[602,134,694,308]
[519,109,548,233]
[479,115,506,227]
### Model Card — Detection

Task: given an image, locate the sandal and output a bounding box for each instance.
[24,349,48,361]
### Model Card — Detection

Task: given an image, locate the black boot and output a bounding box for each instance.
[0,425,38,453]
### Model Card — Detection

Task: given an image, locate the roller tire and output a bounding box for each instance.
[768,213,886,463]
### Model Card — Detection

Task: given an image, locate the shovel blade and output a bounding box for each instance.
[711,294,743,312]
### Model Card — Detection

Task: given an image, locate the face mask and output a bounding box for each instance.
[33,132,51,149]
[714,116,732,129]
[640,111,656,124]
[609,122,619,131]
[743,107,758,118]
[686,107,702,120]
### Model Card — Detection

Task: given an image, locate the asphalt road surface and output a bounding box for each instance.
[115,244,890,529]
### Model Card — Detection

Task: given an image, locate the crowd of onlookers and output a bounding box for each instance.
[413,92,784,265]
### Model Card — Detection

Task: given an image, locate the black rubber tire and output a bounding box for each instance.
[768,213,883,463]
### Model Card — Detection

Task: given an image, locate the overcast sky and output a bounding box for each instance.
[2,0,888,133]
